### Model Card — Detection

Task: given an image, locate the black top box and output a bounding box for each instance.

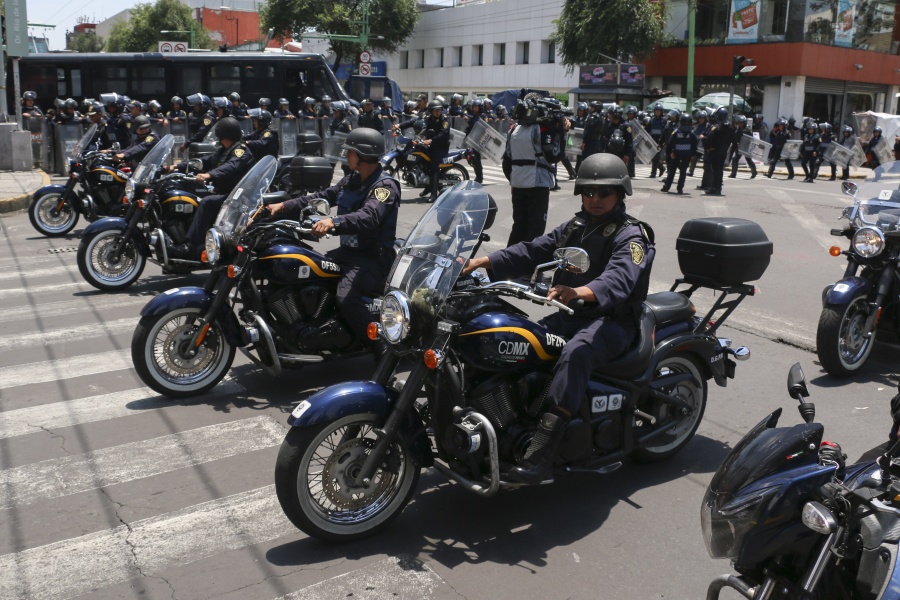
[676,217,773,286]
[289,155,333,190]
[295,133,322,156]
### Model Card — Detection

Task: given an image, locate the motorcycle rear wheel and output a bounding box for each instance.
[77,229,146,291]
[632,355,707,462]
[29,192,79,236]
[439,164,469,188]
[132,307,235,398]
[275,414,420,542]
[817,293,875,377]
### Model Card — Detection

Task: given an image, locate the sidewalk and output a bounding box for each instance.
[0,169,51,214]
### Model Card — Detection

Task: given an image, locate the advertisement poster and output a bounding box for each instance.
[835,0,856,47]
[578,64,618,87]
[726,0,760,44]
[620,64,645,87]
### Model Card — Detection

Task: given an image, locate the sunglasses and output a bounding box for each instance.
[581,187,616,199]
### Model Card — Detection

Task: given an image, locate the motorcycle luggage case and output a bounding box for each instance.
[295,133,322,155]
[290,156,333,190]
[676,217,772,286]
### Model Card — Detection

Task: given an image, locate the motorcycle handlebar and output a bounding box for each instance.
[480,281,575,315]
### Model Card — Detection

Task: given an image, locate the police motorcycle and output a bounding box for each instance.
[76,134,215,291]
[816,162,900,377]
[29,124,130,237]
[273,182,771,542]
[380,125,473,194]
[130,154,369,398]
[704,363,900,600]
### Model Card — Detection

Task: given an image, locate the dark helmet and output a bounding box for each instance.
[842,125,853,135]
[213,96,229,109]
[667,109,680,120]
[133,115,151,130]
[341,127,385,160]
[248,108,272,128]
[259,97,271,107]
[278,98,289,106]
[148,99,162,111]
[589,100,603,109]
[611,106,624,120]
[383,96,392,104]
[679,113,692,127]
[405,100,416,110]
[171,96,183,106]
[331,100,347,113]
[874,126,883,134]
[101,93,126,108]
[734,114,748,125]
[427,99,443,111]
[653,103,663,113]
[807,121,817,131]
[228,92,241,103]
[321,94,332,103]
[362,98,374,107]
[302,97,314,106]
[714,107,729,124]
[64,98,78,109]
[776,118,788,127]
[126,99,142,110]
[754,113,764,122]
[788,116,796,126]
[472,98,484,108]
[625,105,638,117]
[214,117,243,142]
[186,93,211,109]
[822,123,833,133]
[696,109,708,121]
[85,102,104,117]
[23,91,36,101]
[573,153,632,196]
[577,101,587,112]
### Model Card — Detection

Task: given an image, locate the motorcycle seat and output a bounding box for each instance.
[263,191,288,204]
[593,308,656,380]
[644,291,695,327]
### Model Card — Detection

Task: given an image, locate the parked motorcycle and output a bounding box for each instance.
[381,132,472,195]
[130,153,360,398]
[29,124,131,237]
[76,134,219,291]
[273,182,772,542]
[817,162,900,376]
[704,362,900,600]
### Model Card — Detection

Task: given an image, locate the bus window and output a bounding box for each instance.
[175,65,202,96]
[57,68,66,97]
[95,65,129,94]
[285,67,325,103]
[209,65,240,96]
[242,64,275,106]
[70,68,82,98]
[133,65,166,96]
[22,66,55,102]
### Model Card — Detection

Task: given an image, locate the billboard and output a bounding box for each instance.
[727,0,760,44]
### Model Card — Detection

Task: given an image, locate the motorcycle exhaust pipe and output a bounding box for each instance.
[706,574,762,600]
[432,409,500,497]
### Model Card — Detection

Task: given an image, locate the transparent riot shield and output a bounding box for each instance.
[323,131,348,165]
[873,139,894,166]
[781,140,802,161]
[464,118,507,165]
[450,116,468,133]
[383,130,397,152]
[850,140,866,167]
[737,134,772,162]
[449,128,465,149]
[631,126,658,165]
[54,123,86,175]
[150,121,168,138]
[240,120,254,138]
[277,118,299,157]
[565,128,583,162]
[27,117,43,168]
[169,121,188,162]
[821,142,853,167]
[298,118,318,135]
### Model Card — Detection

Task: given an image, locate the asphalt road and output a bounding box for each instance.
[0,162,895,600]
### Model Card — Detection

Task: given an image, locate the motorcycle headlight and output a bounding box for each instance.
[701,487,778,560]
[125,179,135,202]
[205,228,223,265]
[380,290,411,344]
[852,226,885,258]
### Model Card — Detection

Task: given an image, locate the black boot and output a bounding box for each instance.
[508,412,567,484]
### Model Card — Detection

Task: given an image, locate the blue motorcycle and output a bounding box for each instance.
[380,131,473,193]
[274,182,771,541]
[704,363,900,599]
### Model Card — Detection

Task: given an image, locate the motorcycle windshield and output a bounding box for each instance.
[853,161,900,228]
[131,135,175,185]
[72,124,98,158]
[386,181,491,314]
[213,155,278,243]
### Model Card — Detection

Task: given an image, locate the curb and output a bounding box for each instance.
[0,170,50,215]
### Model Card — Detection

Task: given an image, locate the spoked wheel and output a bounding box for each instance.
[632,355,707,462]
[77,229,146,291]
[439,164,469,188]
[817,292,875,377]
[275,414,420,542]
[29,192,79,236]
[132,307,235,398]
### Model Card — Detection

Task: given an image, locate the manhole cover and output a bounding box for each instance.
[48,247,79,254]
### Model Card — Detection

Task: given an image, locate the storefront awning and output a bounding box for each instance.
[567,87,672,98]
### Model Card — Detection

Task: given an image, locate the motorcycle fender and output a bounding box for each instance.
[82,217,151,256]
[287,381,432,468]
[381,151,400,165]
[33,184,79,214]
[822,276,872,307]
[648,333,724,387]
[139,286,243,347]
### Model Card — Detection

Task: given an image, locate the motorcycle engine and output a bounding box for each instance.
[264,285,332,330]
[163,221,189,245]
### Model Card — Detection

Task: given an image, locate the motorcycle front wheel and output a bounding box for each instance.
[817,292,875,377]
[77,229,146,291]
[632,355,707,462]
[439,164,469,187]
[29,192,79,236]
[275,414,420,542]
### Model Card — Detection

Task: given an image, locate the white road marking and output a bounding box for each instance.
[0,265,77,282]
[0,380,244,440]
[0,317,137,352]
[0,349,133,389]
[780,198,843,252]
[0,280,88,299]
[0,295,149,323]
[0,485,289,600]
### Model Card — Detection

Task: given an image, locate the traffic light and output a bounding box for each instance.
[733,55,746,81]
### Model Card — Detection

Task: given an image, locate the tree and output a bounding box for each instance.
[68,31,104,53]
[261,0,418,72]
[550,0,666,72]
[104,0,216,52]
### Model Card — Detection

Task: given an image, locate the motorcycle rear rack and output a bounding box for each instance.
[670,278,756,336]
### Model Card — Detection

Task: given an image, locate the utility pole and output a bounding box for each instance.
[685,0,696,114]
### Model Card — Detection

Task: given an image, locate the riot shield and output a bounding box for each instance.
[851,140,866,168]
[169,121,188,162]
[737,134,772,162]
[874,138,894,166]
[450,116,468,133]
[821,142,853,167]
[631,126,657,165]
[54,123,86,175]
[565,128,583,162]
[449,128,465,149]
[150,121,168,138]
[323,131,348,165]
[27,117,43,168]
[298,118,318,135]
[781,140,802,161]
[240,120,254,137]
[277,118,299,157]
[464,118,506,165]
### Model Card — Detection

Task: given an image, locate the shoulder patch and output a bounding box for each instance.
[626,126,632,133]
[443,122,449,129]
[126,122,132,129]
[203,118,211,126]
[373,187,391,202]
[145,135,154,142]
[263,131,272,138]
[630,241,645,265]
[234,148,246,158]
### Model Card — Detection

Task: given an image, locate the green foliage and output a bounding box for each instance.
[550,0,666,73]
[261,0,418,69]
[104,0,217,52]
[68,31,105,53]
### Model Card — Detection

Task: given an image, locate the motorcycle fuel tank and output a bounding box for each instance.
[457,312,564,372]
[256,243,342,284]
[159,188,198,220]
[88,166,128,187]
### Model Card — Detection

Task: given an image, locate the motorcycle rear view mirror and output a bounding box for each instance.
[787,362,809,401]
[841,181,858,196]
[310,198,330,216]
[553,247,590,274]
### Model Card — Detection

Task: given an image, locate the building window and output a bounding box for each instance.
[415,49,424,69]
[437,49,444,68]
[400,50,409,69]
[517,41,529,65]
[545,40,556,63]
[473,44,483,66]
[454,46,463,67]
[494,43,505,65]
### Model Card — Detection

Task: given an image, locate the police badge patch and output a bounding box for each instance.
[234,148,245,158]
[602,223,617,237]
[373,187,391,202]
[145,136,154,142]
[204,118,211,126]
[630,241,645,265]
[263,131,271,138]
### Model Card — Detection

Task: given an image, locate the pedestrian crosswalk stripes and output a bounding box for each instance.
[0,264,76,282]
[0,280,89,299]
[0,316,136,352]
[0,349,135,389]
[0,294,149,324]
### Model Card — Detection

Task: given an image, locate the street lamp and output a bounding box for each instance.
[160,28,195,49]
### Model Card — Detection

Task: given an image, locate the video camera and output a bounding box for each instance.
[513,90,572,163]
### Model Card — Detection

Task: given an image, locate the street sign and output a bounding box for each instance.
[159,41,188,53]
[358,63,372,76]
[5,0,29,57]
[358,50,371,64]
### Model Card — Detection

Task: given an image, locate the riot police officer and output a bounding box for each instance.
[167,117,254,259]
[647,103,667,178]
[461,153,655,484]
[54,98,81,125]
[766,118,795,180]
[147,100,167,125]
[581,101,605,161]
[244,109,278,158]
[83,102,113,151]
[624,105,640,178]
[300,97,317,120]
[109,115,160,168]
[418,99,450,201]
[603,107,633,166]
[866,126,885,169]
[800,121,821,182]
[212,97,231,119]
[688,109,710,177]
[379,97,394,126]
[274,98,295,120]
[839,125,857,180]
[752,113,769,143]
[21,91,43,127]
[661,112,698,194]
[167,96,187,123]
[702,107,731,196]
[464,98,486,183]
[357,98,383,133]
[815,122,836,181]
[728,115,757,178]
[258,97,271,113]
[329,101,353,136]
[184,93,214,149]
[658,109,679,176]
[267,128,401,346]
[317,95,332,118]
[448,93,465,117]
[229,92,249,120]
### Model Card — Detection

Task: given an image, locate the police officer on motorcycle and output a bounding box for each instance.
[462,153,655,484]
[267,128,401,346]
[396,99,449,202]
[108,115,159,168]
